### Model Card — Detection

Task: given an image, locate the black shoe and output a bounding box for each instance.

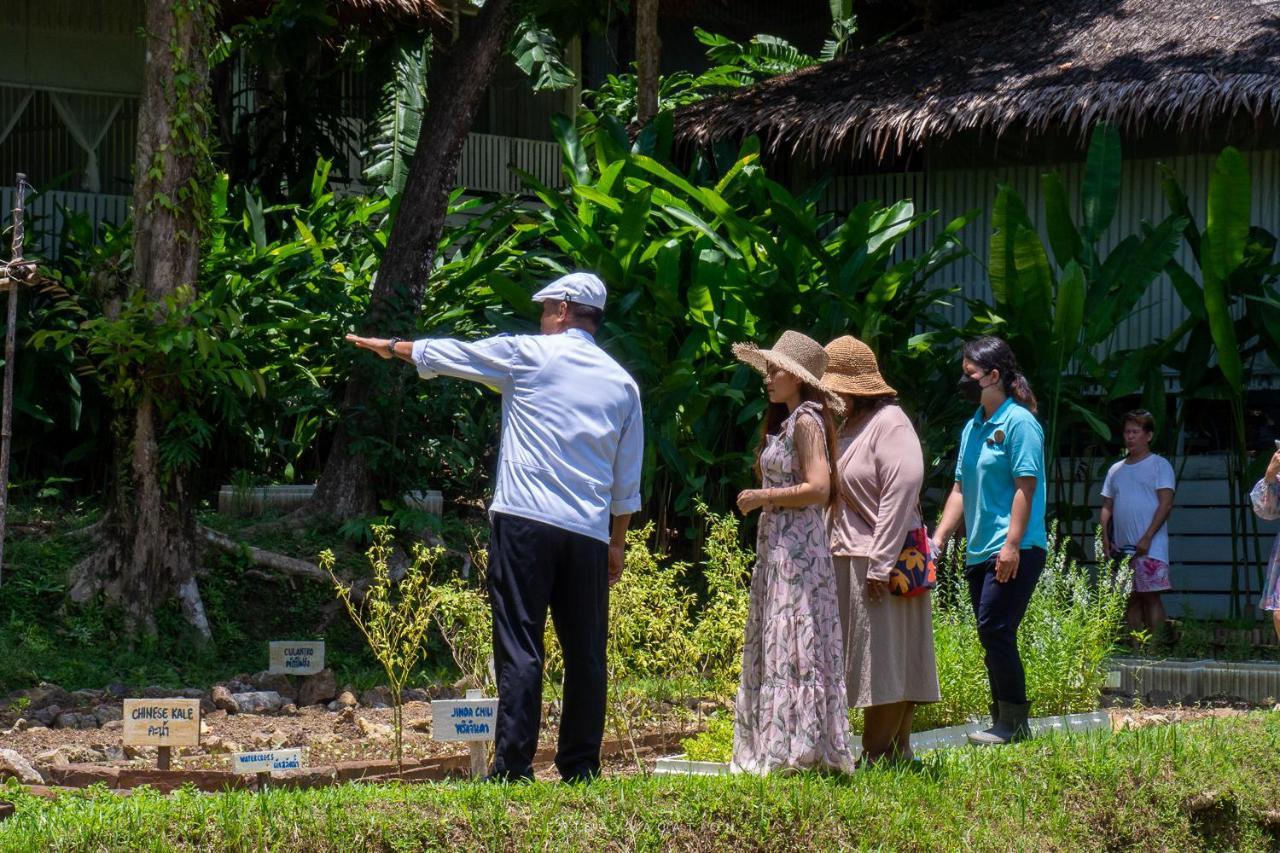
[967,701,1032,746]
[481,770,534,784]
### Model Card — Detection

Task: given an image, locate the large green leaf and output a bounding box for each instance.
[1053,260,1085,361]
[1081,122,1121,240]
[989,183,1054,342]
[1202,147,1251,392]
[1084,214,1186,343]
[1041,171,1081,267]
[363,39,429,199]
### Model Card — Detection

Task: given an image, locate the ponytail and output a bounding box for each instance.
[963,336,1037,414]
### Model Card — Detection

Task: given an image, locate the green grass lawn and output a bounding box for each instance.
[4,713,1280,851]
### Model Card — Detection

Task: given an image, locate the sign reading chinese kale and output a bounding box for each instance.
[230,748,304,774]
[122,699,201,747]
[431,697,499,741]
[267,641,325,675]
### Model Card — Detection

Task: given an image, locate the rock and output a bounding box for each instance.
[25,683,72,711]
[179,688,204,699]
[11,718,27,732]
[0,749,43,785]
[35,746,105,766]
[123,745,151,760]
[200,697,217,716]
[72,688,105,704]
[356,717,394,740]
[359,687,393,709]
[230,691,284,714]
[334,690,358,710]
[280,703,298,717]
[332,708,356,731]
[33,705,61,726]
[93,704,123,726]
[402,687,431,703]
[105,682,127,699]
[211,685,240,714]
[102,720,124,732]
[251,672,298,703]
[203,736,239,755]
[142,685,173,698]
[200,720,212,736]
[249,731,273,749]
[104,746,126,763]
[408,718,432,733]
[55,712,95,730]
[269,729,290,749]
[297,669,338,707]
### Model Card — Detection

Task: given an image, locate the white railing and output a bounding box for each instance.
[0,186,130,260]
[456,132,566,195]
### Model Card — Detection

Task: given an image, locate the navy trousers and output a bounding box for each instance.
[487,512,609,782]
[965,546,1046,706]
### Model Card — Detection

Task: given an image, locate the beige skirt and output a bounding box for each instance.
[833,556,941,708]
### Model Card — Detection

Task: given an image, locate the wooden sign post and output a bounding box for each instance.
[267,641,325,676]
[230,748,304,790]
[123,698,201,770]
[431,689,497,779]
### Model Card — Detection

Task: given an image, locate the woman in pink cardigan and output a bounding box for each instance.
[820,336,940,765]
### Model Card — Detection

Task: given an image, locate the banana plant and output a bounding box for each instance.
[465,111,969,544]
[1131,148,1280,615]
[979,122,1187,545]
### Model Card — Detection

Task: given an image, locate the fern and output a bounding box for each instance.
[364,38,431,199]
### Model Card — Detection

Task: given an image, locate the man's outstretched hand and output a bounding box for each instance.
[346,334,393,359]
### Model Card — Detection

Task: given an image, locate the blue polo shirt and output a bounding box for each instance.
[955,397,1047,566]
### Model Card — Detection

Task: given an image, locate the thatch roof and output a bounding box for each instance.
[219,0,446,30]
[671,0,1280,161]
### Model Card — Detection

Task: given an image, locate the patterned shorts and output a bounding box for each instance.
[1131,556,1171,593]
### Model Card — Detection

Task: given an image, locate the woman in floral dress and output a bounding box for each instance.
[1249,446,1280,643]
[730,331,855,775]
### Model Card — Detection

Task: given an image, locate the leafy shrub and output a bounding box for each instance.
[680,713,734,762]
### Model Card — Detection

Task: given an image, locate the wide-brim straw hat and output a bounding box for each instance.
[820,335,897,398]
[732,331,846,416]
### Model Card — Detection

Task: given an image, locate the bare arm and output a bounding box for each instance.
[737,414,830,514]
[993,476,1036,582]
[1136,489,1175,556]
[346,335,413,363]
[608,514,631,586]
[1099,496,1114,556]
[931,482,965,551]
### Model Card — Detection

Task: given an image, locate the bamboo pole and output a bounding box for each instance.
[0,173,27,585]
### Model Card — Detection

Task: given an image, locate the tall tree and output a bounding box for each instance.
[635,0,661,123]
[69,0,216,638]
[305,0,522,520]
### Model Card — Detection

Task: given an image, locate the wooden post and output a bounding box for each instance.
[256,770,270,791]
[157,745,171,771]
[466,688,487,779]
[0,173,26,586]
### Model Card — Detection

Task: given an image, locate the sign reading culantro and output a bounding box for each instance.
[122,698,201,747]
[268,640,325,675]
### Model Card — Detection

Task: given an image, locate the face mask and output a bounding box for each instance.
[958,373,985,404]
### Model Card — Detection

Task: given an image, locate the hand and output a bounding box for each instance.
[1266,449,1280,483]
[345,334,393,359]
[1135,536,1152,558]
[608,545,625,587]
[994,543,1020,583]
[930,534,946,557]
[866,577,891,602]
[737,489,768,515]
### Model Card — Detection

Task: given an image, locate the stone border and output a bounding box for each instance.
[0,729,691,803]
[1106,657,1280,705]
[652,711,1112,776]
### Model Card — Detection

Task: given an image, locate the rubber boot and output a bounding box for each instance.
[966,701,1031,746]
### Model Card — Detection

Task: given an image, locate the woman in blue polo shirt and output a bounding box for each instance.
[931,336,1047,746]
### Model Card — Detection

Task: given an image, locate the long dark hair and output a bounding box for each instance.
[755,383,839,504]
[963,336,1038,414]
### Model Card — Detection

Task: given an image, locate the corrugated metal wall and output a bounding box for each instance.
[823,150,1280,359]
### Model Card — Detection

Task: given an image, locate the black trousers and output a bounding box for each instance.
[965,546,1046,706]
[487,512,609,781]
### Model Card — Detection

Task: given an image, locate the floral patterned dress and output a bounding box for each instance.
[1250,475,1280,611]
[733,401,855,774]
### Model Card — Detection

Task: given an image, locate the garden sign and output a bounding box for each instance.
[268,640,325,675]
[432,689,497,778]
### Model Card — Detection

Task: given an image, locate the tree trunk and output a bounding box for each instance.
[635,0,661,124]
[305,0,519,521]
[74,0,213,639]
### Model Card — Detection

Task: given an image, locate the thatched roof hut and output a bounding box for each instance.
[672,0,1280,162]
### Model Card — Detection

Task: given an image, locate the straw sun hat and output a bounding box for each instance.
[732,331,846,416]
[819,335,897,398]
